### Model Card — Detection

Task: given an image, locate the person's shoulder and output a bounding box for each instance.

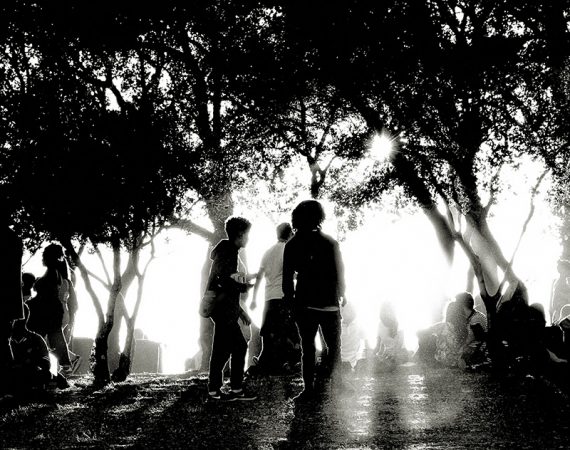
[317,231,339,246]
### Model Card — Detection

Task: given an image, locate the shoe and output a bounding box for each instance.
[225,389,257,401]
[208,390,223,400]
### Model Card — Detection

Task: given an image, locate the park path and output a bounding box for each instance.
[243,363,570,449]
[1,363,569,449]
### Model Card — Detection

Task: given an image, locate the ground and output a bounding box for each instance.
[1,363,569,449]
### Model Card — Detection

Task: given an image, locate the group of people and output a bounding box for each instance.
[202,199,350,402]
[202,199,413,403]
[416,292,488,369]
[1,218,81,399]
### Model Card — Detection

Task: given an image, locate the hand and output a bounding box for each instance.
[250,300,257,311]
[340,295,347,307]
[231,272,248,284]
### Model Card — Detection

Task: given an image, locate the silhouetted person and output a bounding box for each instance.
[251,222,299,374]
[375,302,407,371]
[455,291,488,366]
[27,244,79,374]
[0,215,24,387]
[55,256,78,347]
[207,217,256,401]
[340,302,367,373]
[283,200,347,402]
[22,272,36,303]
[9,304,68,394]
[434,301,468,368]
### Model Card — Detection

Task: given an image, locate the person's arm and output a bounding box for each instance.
[334,242,347,307]
[282,242,295,302]
[67,279,78,318]
[251,267,265,311]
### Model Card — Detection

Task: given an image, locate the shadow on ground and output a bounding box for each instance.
[1,364,569,449]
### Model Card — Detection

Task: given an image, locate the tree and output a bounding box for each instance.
[278,1,570,341]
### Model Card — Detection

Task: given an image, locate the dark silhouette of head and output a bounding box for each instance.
[291,200,325,232]
[225,216,252,242]
[22,272,36,296]
[42,243,65,268]
[276,222,293,242]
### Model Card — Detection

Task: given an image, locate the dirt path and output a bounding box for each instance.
[1,363,569,449]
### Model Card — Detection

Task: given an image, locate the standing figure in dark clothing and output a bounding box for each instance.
[207,217,257,401]
[0,214,24,380]
[27,244,80,374]
[283,200,347,402]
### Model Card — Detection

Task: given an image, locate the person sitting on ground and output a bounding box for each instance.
[455,292,488,366]
[525,303,568,382]
[340,302,367,373]
[375,302,407,371]
[9,304,68,394]
[434,301,468,368]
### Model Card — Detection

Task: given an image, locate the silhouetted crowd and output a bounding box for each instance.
[1,220,81,400]
[2,200,570,404]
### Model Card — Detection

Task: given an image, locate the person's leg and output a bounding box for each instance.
[296,309,320,392]
[208,319,231,393]
[47,329,71,367]
[258,299,278,370]
[318,310,342,382]
[228,321,248,391]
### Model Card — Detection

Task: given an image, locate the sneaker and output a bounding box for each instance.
[226,389,257,401]
[208,390,223,400]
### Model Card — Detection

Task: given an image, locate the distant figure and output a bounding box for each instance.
[0,217,24,378]
[375,302,407,371]
[22,272,36,303]
[340,302,367,373]
[55,256,78,347]
[283,200,347,402]
[27,244,80,375]
[9,304,68,393]
[434,301,467,368]
[550,259,570,323]
[251,222,299,374]
[455,292,488,366]
[207,217,256,401]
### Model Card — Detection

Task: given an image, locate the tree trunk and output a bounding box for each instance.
[111,320,134,382]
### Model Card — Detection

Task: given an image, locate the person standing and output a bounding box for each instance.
[207,217,256,401]
[283,200,347,402]
[251,222,299,374]
[27,244,80,374]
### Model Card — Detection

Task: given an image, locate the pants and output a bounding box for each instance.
[47,329,71,367]
[208,317,247,392]
[295,308,341,391]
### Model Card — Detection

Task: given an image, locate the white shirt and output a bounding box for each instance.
[341,320,366,368]
[260,241,286,301]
